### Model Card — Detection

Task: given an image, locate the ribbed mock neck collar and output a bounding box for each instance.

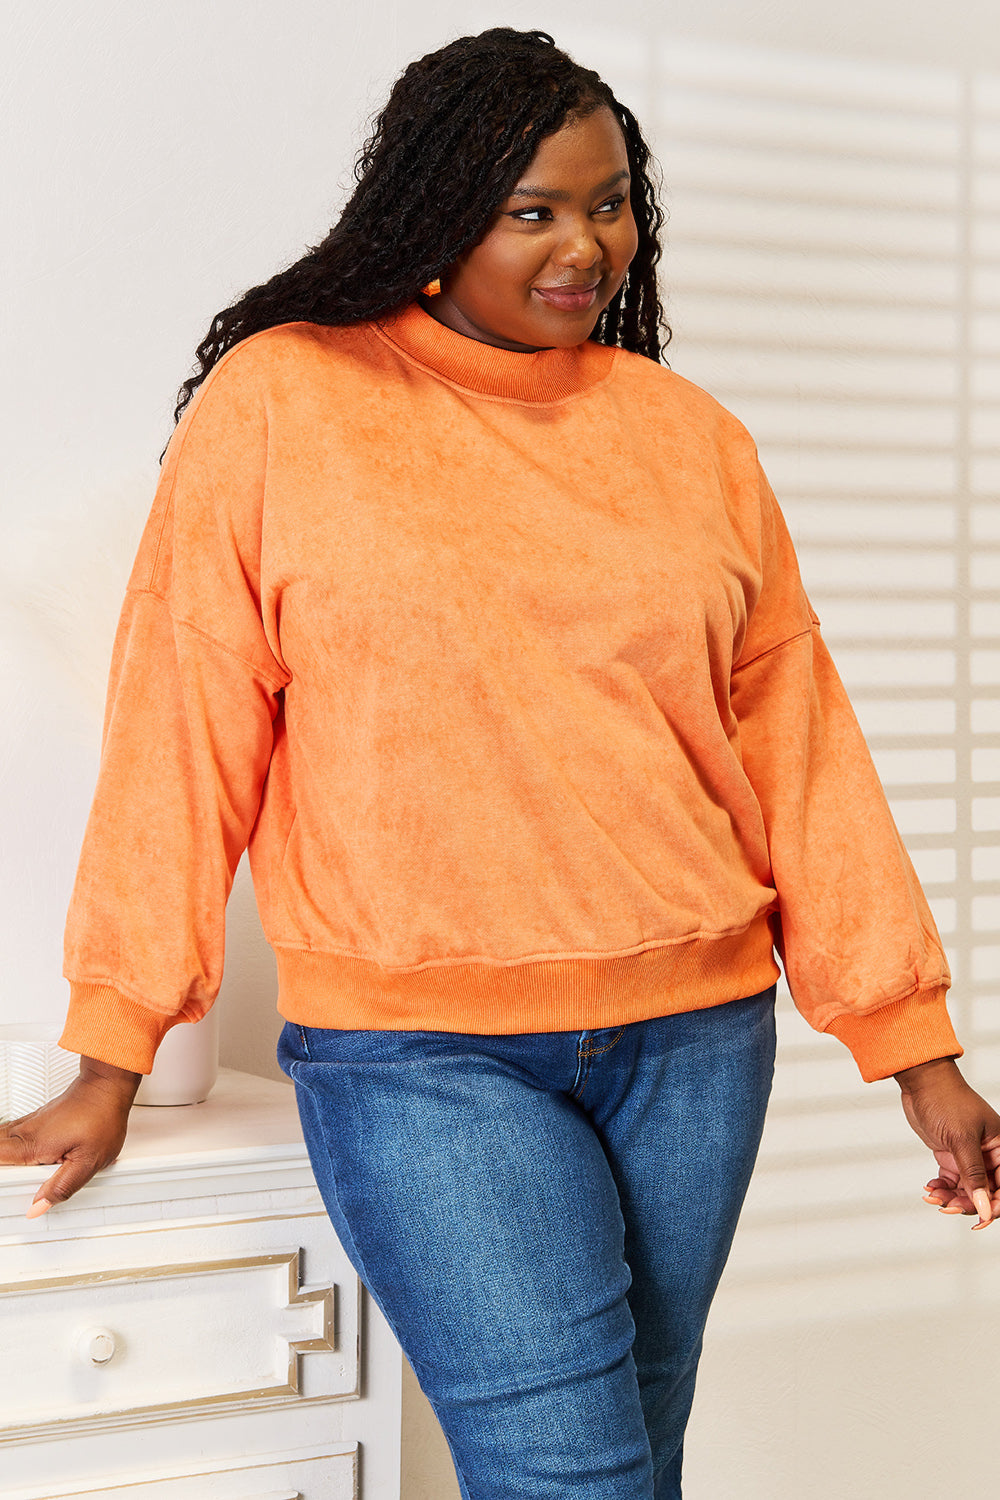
[374,299,617,404]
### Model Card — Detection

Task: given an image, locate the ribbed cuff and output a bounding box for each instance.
[59,982,182,1074]
[825,986,962,1082]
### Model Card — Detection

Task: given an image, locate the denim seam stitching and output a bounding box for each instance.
[578,1027,626,1058]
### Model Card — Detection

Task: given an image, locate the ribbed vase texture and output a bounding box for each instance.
[0,1026,79,1119]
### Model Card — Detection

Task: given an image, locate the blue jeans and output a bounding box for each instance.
[278,987,776,1499]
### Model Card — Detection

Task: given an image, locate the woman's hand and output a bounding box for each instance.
[894,1056,1000,1230]
[0,1057,142,1217]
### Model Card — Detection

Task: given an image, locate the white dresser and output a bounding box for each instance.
[0,1070,402,1499]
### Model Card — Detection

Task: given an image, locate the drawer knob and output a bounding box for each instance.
[77,1327,117,1365]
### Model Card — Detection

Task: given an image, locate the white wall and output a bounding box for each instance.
[2,3,998,1498]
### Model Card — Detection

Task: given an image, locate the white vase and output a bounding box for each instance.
[133,1008,220,1107]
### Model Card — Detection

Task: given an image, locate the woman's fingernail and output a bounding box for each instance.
[25,1198,52,1220]
[973,1188,994,1225]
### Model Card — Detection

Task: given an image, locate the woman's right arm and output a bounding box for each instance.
[60,345,289,1077]
[0,1057,141,1216]
[7,345,288,1213]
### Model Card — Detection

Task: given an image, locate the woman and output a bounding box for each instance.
[2,27,998,1500]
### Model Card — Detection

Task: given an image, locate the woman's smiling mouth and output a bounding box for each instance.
[531,279,601,312]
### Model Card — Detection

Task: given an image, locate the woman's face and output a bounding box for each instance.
[426,106,639,353]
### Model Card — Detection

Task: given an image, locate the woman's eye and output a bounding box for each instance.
[508,195,625,223]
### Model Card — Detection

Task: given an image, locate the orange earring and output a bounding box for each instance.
[422,278,442,297]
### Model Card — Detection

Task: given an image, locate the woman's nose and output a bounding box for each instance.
[553,221,602,268]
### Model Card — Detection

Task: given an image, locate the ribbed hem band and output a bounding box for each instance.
[275,919,781,1035]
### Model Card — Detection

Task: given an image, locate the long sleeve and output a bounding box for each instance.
[730,467,960,1082]
[60,350,289,1072]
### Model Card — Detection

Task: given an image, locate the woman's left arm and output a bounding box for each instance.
[730,461,1000,1218]
[894,1056,1000,1229]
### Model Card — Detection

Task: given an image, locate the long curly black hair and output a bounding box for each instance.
[172,27,669,427]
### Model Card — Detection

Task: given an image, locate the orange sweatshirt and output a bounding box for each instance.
[60,301,959,1082]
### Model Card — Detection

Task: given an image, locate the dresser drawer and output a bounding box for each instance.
[0,1213,360,1439]
[8,1446,356,1499]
